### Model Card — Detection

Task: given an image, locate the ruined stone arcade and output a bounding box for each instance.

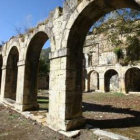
[0,0,140,131]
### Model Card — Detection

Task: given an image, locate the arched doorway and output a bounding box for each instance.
[125,67,140,93]
[48,0,140,130]
[25,31,50,110]
[88,70,99,91]
[4,46,19,101]
[104,69,119,92]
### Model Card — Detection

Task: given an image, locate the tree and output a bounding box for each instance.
[38,59,49,76]
[91,8,140,65]
[38,47,51,75]
[125,36,140,64]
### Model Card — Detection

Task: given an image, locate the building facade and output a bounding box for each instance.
[83,31,140,93]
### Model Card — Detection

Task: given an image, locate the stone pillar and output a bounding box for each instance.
[47,49,85,131]
[84,54,89,68]
[120,76,126,93]
[84,54,89,92]
[99,73,105,93]
[0,66,7,102]
[84,78,88,92]
[16,61,38,111]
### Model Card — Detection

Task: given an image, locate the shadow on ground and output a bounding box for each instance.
[83,102,140,129]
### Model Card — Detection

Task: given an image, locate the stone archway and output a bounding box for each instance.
[47,0,140,131]
[104,69,119,92]
[125,67,140,93]
[88,70,99,91]
[4,46,19,101]
[24,31,49,110]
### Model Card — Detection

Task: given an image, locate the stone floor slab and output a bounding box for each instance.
[59,130,80,138]
[93,129,133,140]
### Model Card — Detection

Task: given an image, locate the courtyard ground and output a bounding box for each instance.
[83,92,140,139]
[0,91,140,139]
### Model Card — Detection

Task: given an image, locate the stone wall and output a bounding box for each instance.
[110,74,119,92]
[89,71,99,91]
[83,35,116,66]
[0,0,140,132]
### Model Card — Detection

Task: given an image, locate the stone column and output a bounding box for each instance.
[84,54,89,68]
[47,49,85,131]
[84,78,88,92]
[84,54,89,92]
[15,61,38,111]
[99,73,105,93]
[0,65,7,102]
[120,76,126,93]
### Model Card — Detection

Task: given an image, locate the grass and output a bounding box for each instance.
[111,92,124,96]
[8,113,20,120]
[37,98,49,110]
[37,99,49,103]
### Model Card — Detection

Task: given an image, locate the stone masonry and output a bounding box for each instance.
[83,30,140,93]
[0,0,140,131]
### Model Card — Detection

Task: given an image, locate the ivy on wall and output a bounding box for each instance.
[91,8,140,65]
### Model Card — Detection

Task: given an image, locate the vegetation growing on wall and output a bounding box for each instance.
[113,47,123,62]
[91,8,140,65]
[125,36,140,64]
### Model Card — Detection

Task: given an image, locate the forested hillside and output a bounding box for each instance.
[39,47,51,75]
[40,47,51,60]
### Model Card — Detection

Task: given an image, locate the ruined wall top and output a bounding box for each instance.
[63,0,82,19]
[1,0,83,48]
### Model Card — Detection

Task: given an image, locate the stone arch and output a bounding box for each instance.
[88,70,99,91]
[5,42,20,63]
[24,27,54,57]
[61,0,140,126]
[125,67,140,93]
[47,0,140,130]
[104,69,119,92]
[103,68,120,78]
[24,31,49,110]
[4,46,19,101]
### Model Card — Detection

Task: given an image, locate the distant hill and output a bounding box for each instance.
[38,47,51,75]
[40,47,51,61]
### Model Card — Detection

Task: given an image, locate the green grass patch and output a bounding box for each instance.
[112,92,124,96]
[8,113,20,120]
[37,99,49,103]
[37,98,49,110]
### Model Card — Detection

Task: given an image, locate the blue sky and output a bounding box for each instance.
[0,0,64,48]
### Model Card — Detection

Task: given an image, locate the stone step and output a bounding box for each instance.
[93,129,133,140]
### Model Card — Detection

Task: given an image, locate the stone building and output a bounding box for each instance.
[0,0,140,131]
[83,27,140,93]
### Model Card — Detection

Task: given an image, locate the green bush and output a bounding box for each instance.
[114,47,124,61]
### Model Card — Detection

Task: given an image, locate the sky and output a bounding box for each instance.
[0,0,64,48]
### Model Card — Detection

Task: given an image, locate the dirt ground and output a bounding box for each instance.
[83,92,140,139]
[0,92,140,140]
[0,104,100,140]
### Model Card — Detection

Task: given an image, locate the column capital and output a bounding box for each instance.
[2,65,6,70]
[17,60,26,66]
[49,48,69,60]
